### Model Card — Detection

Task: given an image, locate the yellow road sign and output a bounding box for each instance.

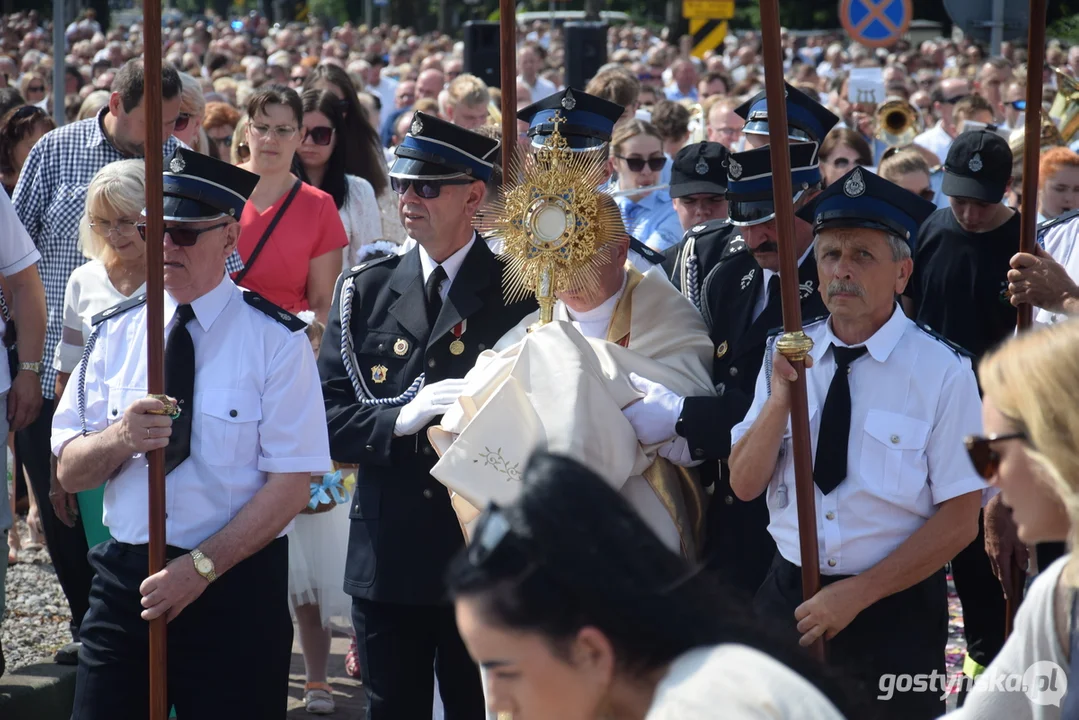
[683,0,735,19]
[690,19,729,58]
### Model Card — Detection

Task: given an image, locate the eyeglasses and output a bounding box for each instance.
[174,113,192,132]
[290,75,307,83]
[137,221,229,247]
[941,94,969,105]
[89,218,139,237]
[964,432,1028,479]
[390,177,473,199]
[617,155,666,172]
[302,126,334,145]
[27,84,44,93]
[248,123,298,141]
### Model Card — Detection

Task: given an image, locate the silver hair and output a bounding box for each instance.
[813,227,912,262]
[78,159,146,263]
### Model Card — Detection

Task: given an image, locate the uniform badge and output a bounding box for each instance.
[715,340,728,359]
[169,155,185,173]
[799,280,815,299]
[561,89,577,110]
[411,116,423,135]
[393,338,409,356]
[969,153,983,173]
[278,311,292,322]
[695,157,709,175]
[371,365,388,383]
[728,158,743,179]
[740,269,755,290]
[692,224,706,232]
[843,168,866,197]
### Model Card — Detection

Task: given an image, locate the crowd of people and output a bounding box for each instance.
[0,5,1078,720]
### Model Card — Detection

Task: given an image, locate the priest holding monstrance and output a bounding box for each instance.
[427,113,716,557]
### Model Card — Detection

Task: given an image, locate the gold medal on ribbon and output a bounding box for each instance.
[449,319,466,356]
[449,340,465,356]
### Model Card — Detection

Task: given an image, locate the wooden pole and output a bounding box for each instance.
[498,0,517,182]
[1005,0,1047,638]
[758,0,824,662]
[141,9,169,720]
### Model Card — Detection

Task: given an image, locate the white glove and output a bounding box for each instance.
[394,378,469,437]
[622,372,684,446]
[658,436,700,467]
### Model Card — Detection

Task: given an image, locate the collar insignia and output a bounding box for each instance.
[799,280,814,299]
[740,269,755,290]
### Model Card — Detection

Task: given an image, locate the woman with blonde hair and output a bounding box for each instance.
[50,159,147,549]
[174,72,207,154]
[609,119,682,252]
[877,148,936,202]
[946,320,1079,719]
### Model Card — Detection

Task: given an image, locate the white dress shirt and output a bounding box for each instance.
[913,122,954,165]
[0,189,40,394]
[1035,212,1079,326]
[51,275,331,549]
[731,306,986,576]
[517,74,557,103]
[367,75,399,129]
[418,233,477,300]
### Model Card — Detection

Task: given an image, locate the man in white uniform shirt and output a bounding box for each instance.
[729,168,986,720]
[914,77,972,165]
[51,149,331,719]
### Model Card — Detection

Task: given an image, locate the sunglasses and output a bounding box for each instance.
[1009,101,1026,110]
[291,75,307,83]
[27,84,44,93]
[137,221,229,247]
[302,126,334,146]
[212,134,233,146]
[617,155,666,172]
[468,504,511,567]
[964,432,1028,479]
[390,177,472,199]
[174,113,191,132]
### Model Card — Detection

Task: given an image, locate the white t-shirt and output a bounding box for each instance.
[339,174,385,270]
[647,645,847,720]
[0,189,42,395]
[54,260,145,374]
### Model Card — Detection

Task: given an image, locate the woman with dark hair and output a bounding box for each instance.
[235,85,347,324]
[298,90,394,269]
[818,127,873,188]
[0,104,55,195]
[449,452,858,720]
[303,63,405,244]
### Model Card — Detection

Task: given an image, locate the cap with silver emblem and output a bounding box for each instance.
[153,147,259,222]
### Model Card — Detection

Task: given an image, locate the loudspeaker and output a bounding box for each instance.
[463,21,501,88]
[564,22,608,91]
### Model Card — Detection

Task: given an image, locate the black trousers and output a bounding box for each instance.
[951,514,1006,675]
[15,398,93,638]
[352,598,485,720]
[72,537,292,720]
[755,553,948,720]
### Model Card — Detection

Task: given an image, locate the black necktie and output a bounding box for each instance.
[425,265,446,326]
[164,304,196,475]
[766,274,781,309]
[813,345,868,495]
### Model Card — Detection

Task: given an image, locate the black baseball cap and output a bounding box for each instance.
[670,142,729,199]
[941,129,1012,204]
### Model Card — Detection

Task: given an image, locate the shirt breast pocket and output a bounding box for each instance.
[859,409,931,498]
[199,390,262,467]
[106,387,147,427]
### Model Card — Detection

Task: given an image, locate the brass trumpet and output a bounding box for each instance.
[875,99,923,148]
[1050,66,1079,145]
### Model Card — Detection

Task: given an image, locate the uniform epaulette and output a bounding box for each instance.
[91,294,147,325]
[719,234,746,260]
[243,291,307,332]
[629,237,665,264]
[1038,207,1079,234]
[917,324,975,359]
[766,314,828,337]
[687,219,728,237]
[344,253,396,278]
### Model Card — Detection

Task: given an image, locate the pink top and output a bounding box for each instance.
[234,181,347,313]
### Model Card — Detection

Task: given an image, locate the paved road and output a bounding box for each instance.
[286,632,363,717]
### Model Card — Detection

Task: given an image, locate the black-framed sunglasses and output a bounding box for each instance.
[302,126,334,146]
[390,177,472,199]
[174,113,192,132]
[1009,101,1026,111]
[291,75,307,83]
[964,432,1028,479]
[137,221,229,247]
[27,84,45,93]
[617,155,666,172]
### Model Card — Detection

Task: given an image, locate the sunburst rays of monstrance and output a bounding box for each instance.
[475,114,624,326]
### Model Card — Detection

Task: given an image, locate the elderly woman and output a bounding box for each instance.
[51,159,146,546]
[944,319,1079,719]
[174,72,207,154]
[450,451,863,720]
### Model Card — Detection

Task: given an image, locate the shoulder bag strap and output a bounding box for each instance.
[234,179,302,286]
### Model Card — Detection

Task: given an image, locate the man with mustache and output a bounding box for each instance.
[731,167,985,720]
[621,140,830,597]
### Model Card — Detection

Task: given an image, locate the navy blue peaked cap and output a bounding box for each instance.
[726,141,821,226]
[391,111,500,182]
[158,147,258,222]
[517,87,624,151]
[796,167,937,244]
[734,82,839,144]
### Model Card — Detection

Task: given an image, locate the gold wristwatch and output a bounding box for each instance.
[189,548,217,583]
